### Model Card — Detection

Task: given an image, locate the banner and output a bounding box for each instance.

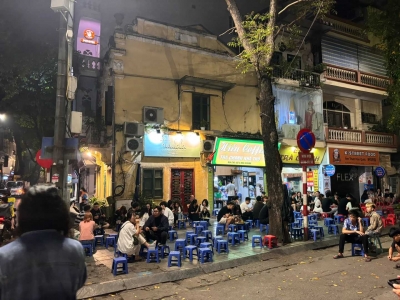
[329,148,379,166]
[280,146,325,164]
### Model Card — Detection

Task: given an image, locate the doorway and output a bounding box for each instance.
[170,169,195,213]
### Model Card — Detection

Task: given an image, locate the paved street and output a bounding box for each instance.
[91,237,398,300]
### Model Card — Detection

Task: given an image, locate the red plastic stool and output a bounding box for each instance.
[262,235,278,249]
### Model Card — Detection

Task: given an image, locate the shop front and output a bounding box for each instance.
[142,130,207,211]
[327,147,379,200]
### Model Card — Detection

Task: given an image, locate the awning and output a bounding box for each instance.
[178,75,236,92]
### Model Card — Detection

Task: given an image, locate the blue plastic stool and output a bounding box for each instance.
[293,211,302,219]
[216,224,225,235]
[198,247,213,263]
[174,239,187,253]
[296,218,304,227]
[291,228,303,240]
[213,236,224,248]
[237,230,249,242]
[168,230,178,242]
[196,236,207,247]
[188,233,198,245]
[227,232,240,246]
[213,209,220,216]
[236,224,246,231]
[260,224,269,233]
[146,249,160,263]
[351,243,364,256]
[202,230,213,241]
[105,236,115,249]
[193,221,200,228]
[228,224,237,232]
[199,221,209,230]
[168,251,182,267]
[195,226,205,235]
[308,214,318,221]
[94,235,104,247]
[309,229,322,241]
[200,242,214,253]
[253,219,260,227]
[314,225,324,237]
[334,215,345,224]
[82,243,93,256]
[109,233,118,242]
[112,257,128,275]
[252,235,262,248]
[328,224,339,235]
[177,219,186,229]
[185,231,194,243]
[184,245,198,261]
[158,244,170,258]
[115,251,127,258]
[324,218,334,227]
[362,218,370,227]
[245,220,253,229]
[216,240,229,253]
[116,224,122,232]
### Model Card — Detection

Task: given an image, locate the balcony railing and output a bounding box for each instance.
[320,15,368,41]
[325,127,397,148]
[324,64,390,90]
[272,67,321,88]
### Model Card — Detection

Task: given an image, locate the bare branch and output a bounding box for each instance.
[274,10,308,38]
[278,0,310,15]
[219,26,236,36]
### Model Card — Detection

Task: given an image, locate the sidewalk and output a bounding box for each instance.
[77,220,392,299]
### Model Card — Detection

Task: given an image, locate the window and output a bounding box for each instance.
[361,112,378,124]
[192,93,210,130]
[323,101,351,128]
[142,169,163,199]
[287,54,301,69]
[271,52,283,66]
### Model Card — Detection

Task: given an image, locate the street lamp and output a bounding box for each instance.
[0,114,6,122]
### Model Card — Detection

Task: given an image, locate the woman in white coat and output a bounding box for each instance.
[117,211,156,262]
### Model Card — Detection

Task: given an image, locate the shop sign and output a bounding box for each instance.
[329,148,379,166]
[374,166,386,178]
[144,131,201,158]
[299,153,315,165]
[307,171,314,187]
[313,170,319,191]
[81,29,99,45]
[325,164,335,176]
[279,146,325,164]
[212,138,265,167]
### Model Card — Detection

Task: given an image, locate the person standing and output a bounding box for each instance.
[0,185,87,299]
[226,181,236,202]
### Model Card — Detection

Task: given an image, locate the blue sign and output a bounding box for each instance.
[325,164,335,176]
[374,166,386,178]
[297,129,316,153]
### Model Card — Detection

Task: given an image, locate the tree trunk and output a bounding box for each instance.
[258,76,287,243]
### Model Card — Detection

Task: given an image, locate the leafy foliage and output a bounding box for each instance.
[367,1,400,131]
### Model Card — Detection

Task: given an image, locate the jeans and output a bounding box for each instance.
[144,230,168,245]
[338,233,368,254]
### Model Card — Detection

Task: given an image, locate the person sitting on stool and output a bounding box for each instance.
[143,206,169,246]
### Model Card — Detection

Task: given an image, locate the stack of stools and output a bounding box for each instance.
[198,247,213,263]
[200,242,214,254]
[252,235,262,248]
[216,239,229,253]
[174,239,187,254]
[184,245,198,261]
[227,232,240,246]
[296,218,304,227]
[112,257,128,275]
[168,230,178,242]
[237,230,248,242]
[168,251,182,267]
[262,235,278,249]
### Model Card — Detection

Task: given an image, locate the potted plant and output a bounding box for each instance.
[200,119,208,130]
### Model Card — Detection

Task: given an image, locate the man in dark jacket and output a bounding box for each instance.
[259,201,270,225]
[252,196,264,221]
[143,206,169,245]
[322,190,333,213]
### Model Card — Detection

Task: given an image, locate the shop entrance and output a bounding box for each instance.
[170,169,194,213]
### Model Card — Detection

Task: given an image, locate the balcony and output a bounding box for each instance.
[74,53,101,77]
[272,67,321,88]
[325,127,397,149]
[324,64,390,91]
[320,15,368,42]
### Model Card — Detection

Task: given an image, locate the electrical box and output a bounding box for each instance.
[50,0,70,13]
[70,111,83,134]
[67,76,77,100]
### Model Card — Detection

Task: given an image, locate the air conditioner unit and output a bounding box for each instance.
[126,138,143,152]
[143,106,164,124]
[50,0,70,13]
[124,122,144,136]
[202,140,214,153]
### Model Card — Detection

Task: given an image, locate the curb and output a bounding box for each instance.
[77,236,342,299]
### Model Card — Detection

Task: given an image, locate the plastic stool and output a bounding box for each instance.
[296,218,304,227]
[236,224,246,231]
[158,244,170,258]
[109,233,118,242]
[334,215,345,224]
[185,231,194,243]
[237,230,248,242]
[82,243,93,256]
[193,221,200,228]
[291,228,303,240]
[115,251,127,258]
[199,221,209,230]
[196,236,207,247]
[227,232,240,246]
[263,235,278,249]
[168,251,182,267]
[105,236,115,249]
[216,224,225,235]
[228,224,237,232]
[177,219,186,229]
[195,226,205,235]
[309,229,322,241]
[184,245,198,261]
[260,224,269,233]
[202,230,213,241]
[216,240,229,253]
[253,219,260,227]
[188,233,198,245]
[174,239,186,253]
[314,225,324,237]
[293,212,302,219]
[213,209,220,216]
[324,218,334,227]
[369,234,383,254]
[198,247,213,263]
[351,243,364,256]
[168,230,178,242]
[200,242,214,253]
[94,235,104,247]
[112,257,128,275]
[213,236,224,248]
[328,224,339,235]
[252,235,262,248]
[146,249,160,263]
[245,220,253,229]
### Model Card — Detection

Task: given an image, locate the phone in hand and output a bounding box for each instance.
[388,278,400,288]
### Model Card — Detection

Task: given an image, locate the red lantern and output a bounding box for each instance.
[35,150,53,169]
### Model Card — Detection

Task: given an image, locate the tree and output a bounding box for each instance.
[367,0,400,132]
[225,0,335,242]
